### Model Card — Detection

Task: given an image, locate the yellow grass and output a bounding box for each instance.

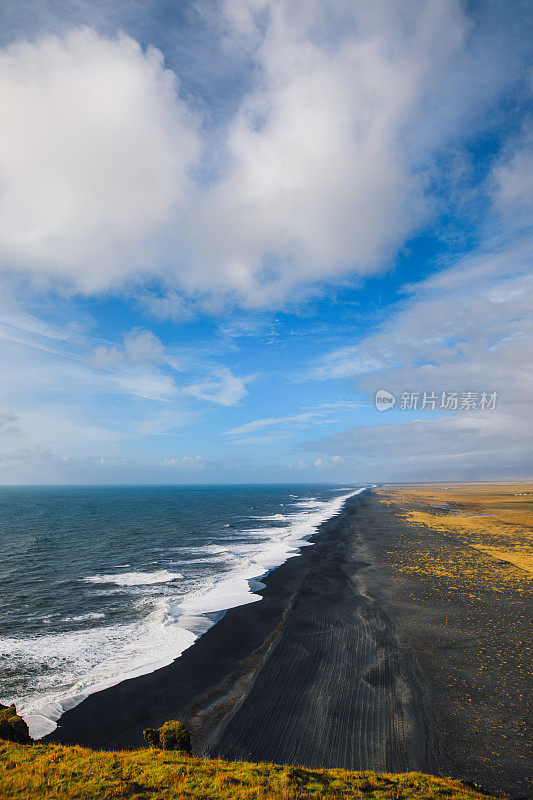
[0,741,500,800]
[372,483,532,762]
[376,483,533,582]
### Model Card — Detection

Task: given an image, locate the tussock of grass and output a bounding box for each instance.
[0,741,497,800]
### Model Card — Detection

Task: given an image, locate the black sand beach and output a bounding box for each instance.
[46,492,532,797]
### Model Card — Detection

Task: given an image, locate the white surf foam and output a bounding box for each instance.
[0,599,196,739]
[172,488,364,623]
[5,487,363,739]
[83,570,183,586]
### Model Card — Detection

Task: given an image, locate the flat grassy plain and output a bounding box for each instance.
[377,483,533,581]
[372,484,532,794]
[0,741,502,800]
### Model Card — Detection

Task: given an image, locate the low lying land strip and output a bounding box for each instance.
[377,483,533,578]
[373,484,532,797]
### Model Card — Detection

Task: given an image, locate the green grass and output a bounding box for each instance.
[0,741,499,800]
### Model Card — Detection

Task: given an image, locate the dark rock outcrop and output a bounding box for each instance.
[0,704,32,744]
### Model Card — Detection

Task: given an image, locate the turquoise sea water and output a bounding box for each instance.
[0,483,361,738]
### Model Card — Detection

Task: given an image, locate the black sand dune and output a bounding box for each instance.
[46,492,532,797]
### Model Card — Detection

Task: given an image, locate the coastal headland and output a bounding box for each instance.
[45,487,532,797]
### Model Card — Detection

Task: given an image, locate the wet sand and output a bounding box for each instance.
[46,491,532,797]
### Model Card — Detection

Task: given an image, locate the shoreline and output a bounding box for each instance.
[24,487,362,740]
[44,493,368,750]
[45,491,532,797]
[46,491,435,772]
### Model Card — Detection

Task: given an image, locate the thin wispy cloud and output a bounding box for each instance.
[301,413,533,482]
[224,402,360,437]
[185,366,255,407]
[302,237,533,479]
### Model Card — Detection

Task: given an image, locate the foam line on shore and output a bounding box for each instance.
[12,488,363,740]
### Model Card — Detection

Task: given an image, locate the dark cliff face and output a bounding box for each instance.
[0,704,32,744]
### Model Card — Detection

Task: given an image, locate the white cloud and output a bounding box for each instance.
[176,0,528,306]
[225,410,326,436]
[0,410,20,437]
[185,366,254,406]
[314,456,343,468]
[89,328,164,368]
[110,370,177,402]
[304,235,533,479]
[491,125,533,225]
[224,401,359,436]
[157,455,208,468]
[309,241,533,400]
[303,412,533,482]
[0,4,528,307]
[139,290,195,321]
[0,302,72,342]
[0,297,254,462]
[0,26,200,291]
[182,1,450,304]
[85,328,178,401]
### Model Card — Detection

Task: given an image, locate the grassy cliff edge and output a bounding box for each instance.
[0,742,501,800]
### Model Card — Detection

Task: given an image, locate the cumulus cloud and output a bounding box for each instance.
[0,26,200,291]
[159,0,529,306]
[85,328,179,400]
[89,328,165,368]
[313,456,345,468]
[0,3,529,307]
[183,0,458,303]
[87,329,257,407]
[87,327,254,407]
[156,454,208,468]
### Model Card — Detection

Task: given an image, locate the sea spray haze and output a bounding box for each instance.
[0,484,361,738]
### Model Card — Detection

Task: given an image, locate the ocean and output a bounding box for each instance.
[0,483,361,739]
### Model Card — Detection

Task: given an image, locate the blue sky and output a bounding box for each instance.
[0,0,531,484]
